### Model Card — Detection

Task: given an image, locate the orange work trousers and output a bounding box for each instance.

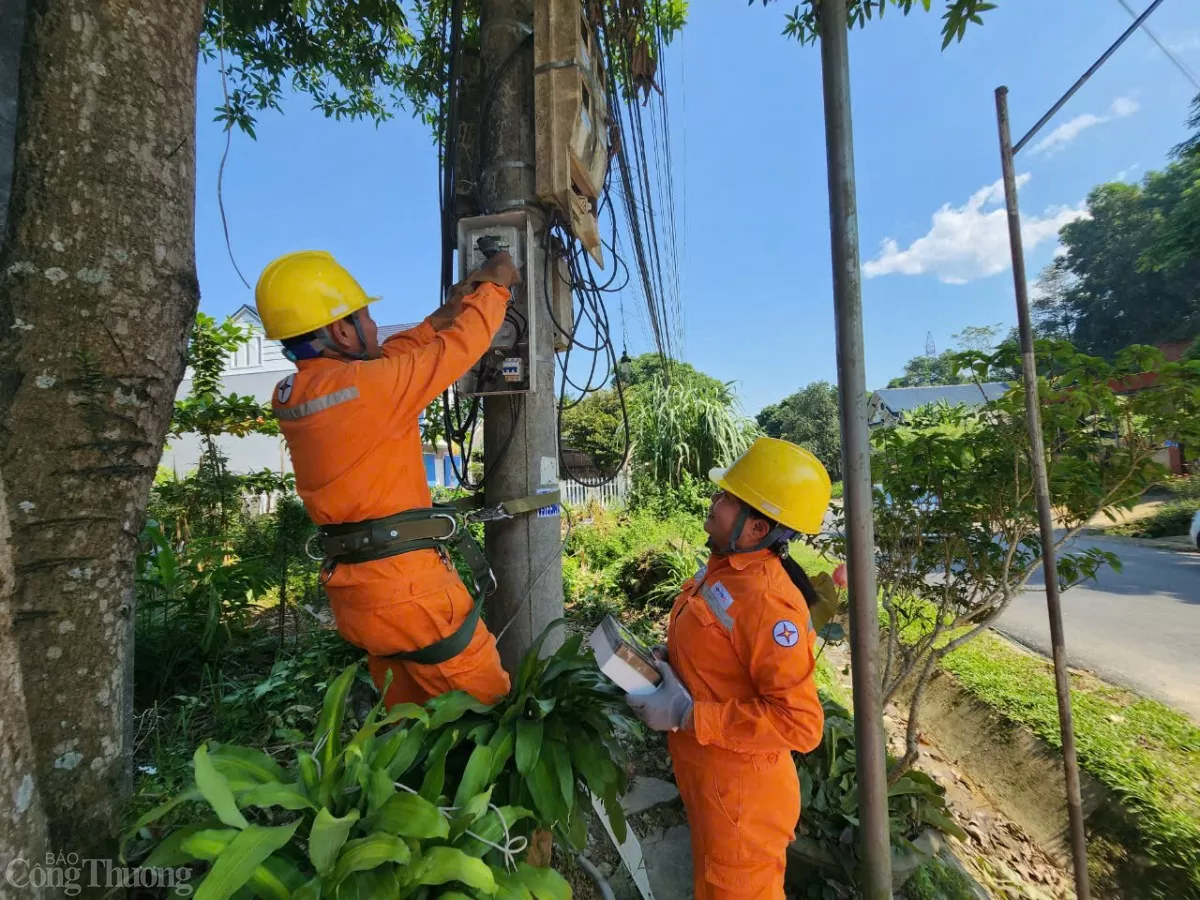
[668,731,800,900]
[326,549,511,708]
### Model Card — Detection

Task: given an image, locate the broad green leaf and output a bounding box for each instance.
[309,808,360,875]
[121,788,201,859]
[142,824,212,868]
[337,866,401,900]
[917,805,968,841]
[367,766,395,814]
[193,821,299,900]
[315,663,359,770]
[513,862,572,900]
[527,759,563,826]
[452,786,495,836]
[384,723,428,779]
[496,871,536,900]
[487,725,516,783]
[569,741,614,797]
[247,857,295,900]
[601,781,628,845]
[515,718,543,777]
[208,743,287,785]
[419,727,461,802]
[543,740,575,813]
[367,791,450,839]
[350,702,428,757]
[428,691,495,730]
[410,846,497,893]
[292,878,322,900]
[239,782,316,811]
[455,805,534,858]
[180,828,237,861]
[453,743,494,809]
[194,745,249,830]
[515,619,565,693]
[328,834,411,890]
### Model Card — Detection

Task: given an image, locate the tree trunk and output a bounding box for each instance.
[0,0,203,860]
[0,471,50,894]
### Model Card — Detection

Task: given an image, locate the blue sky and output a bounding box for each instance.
[194,0,1200,415]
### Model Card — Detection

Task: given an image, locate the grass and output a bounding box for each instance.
[903,858,980,900]
[941,632,1200,897]
[1107,499,1197,538]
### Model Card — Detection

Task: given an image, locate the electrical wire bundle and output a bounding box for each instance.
[430,0,683,492]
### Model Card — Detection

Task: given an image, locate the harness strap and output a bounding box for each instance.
[317,491,558,666]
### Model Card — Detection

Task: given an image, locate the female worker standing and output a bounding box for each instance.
[626,437,831,900]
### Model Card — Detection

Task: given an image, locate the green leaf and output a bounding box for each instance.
[487,725,516,783]
[328,834,411,890]
[428,691,495,730]
[515,718,544,777]
[192,821,300,900]
[384,723,428,780]
[544,740,575,813]
[367,766,395,814]
[455,806,534,858]
[309,808,361,875]
[315,663,359,770]
[121,788,202,859]
[367,791,450,839]
[420,727,461,802]
[601,781,628,846]
[453,743,495,809]
[455,787,495,830]
[409,846,497,893]
[515,619,565,693]
[496,871,536,900]
[247,855,300,900]
[180,828,237,862]
[916,804,967,841]
[513,862,572,900]
[142,825,212,868]
[194,745,250,830]
[239,782,316,811]
[527,759,564,826]
[207,743,287,786]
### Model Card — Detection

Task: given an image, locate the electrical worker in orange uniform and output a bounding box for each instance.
[626,437,830,900]
[254,249,521,709]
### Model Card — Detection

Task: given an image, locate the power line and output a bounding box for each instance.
[1116,0,1200,91]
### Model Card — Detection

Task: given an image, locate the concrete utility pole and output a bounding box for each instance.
[477,0,565,669]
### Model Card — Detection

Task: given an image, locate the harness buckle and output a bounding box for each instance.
[467,505,512,524]
[429,511,460,541]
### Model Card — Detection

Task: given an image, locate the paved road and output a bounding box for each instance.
[996,534,1200,721]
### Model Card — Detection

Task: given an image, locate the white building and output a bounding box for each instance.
[162,305,464,491]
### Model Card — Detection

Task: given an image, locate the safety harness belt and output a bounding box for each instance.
[315,491,561,666]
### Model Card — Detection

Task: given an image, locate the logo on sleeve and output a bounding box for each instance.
[773,620,800,648]
[276,374,295,405]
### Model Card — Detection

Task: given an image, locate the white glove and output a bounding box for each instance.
[626,661,693,732]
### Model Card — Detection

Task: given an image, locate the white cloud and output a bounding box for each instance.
[864,175,1089,285]
[1030,96,1139,157]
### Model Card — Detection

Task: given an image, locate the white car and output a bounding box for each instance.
[1191,509,1200,550]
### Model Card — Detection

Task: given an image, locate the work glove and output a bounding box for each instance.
[651,643,668,662]
[626,661,693,733]
[808,571,841,635]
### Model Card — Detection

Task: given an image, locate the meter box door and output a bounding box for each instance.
[456,212,538,396]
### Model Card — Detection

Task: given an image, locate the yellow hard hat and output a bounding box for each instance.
[254,250,377,341]
[710,437,832,535]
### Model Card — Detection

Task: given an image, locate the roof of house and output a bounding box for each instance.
[872,382,1011,416]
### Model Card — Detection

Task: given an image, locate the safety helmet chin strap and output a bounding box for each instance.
[282,311,370,362]
[722,502,797,557]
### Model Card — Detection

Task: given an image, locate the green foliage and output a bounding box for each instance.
[943,632,1200,898]
[903,859,979,900]
[796,695,965,889]
[756,381,842,480]
[206,0,688,136]
[1034,179,1200,358]
[759,0,996,50]
[1109,500,1198,539]
[559,389,627,475]
[886,350,967,389]
[126,662,575,898]
[830,339,1200,778]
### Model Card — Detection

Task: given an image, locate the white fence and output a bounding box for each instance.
[559,472,630,509]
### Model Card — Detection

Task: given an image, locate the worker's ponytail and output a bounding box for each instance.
[772,540,820,609]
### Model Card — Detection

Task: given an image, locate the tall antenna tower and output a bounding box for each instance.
[925,331,937,357]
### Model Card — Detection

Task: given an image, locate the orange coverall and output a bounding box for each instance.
[665,549,825,900]
[272,283,512,708]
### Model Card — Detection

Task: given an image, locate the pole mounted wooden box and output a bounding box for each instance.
[534,0,609,266]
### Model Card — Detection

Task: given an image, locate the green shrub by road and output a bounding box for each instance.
[942,633,1200,898]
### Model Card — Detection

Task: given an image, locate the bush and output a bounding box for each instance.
[1118,500,1198,538]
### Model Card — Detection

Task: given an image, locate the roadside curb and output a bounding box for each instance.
[1081,528,1198,553]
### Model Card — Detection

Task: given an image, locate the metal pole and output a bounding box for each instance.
[996,86,1092,900]
[817,1,892,896]
[1013,0,1166,154]
[479,0,564,669]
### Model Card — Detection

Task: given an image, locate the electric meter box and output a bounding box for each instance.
[456,212,538,396]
